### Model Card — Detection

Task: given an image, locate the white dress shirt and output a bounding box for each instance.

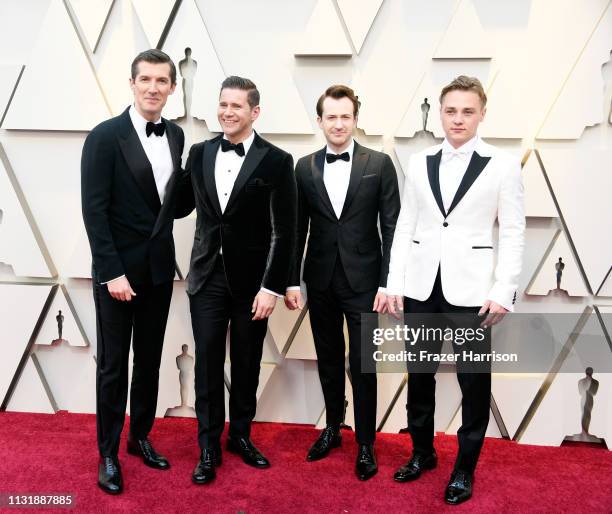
[214,131,280,298]
[215,130,255,212]
[104,106,174,284]
[439,135,479,212]
[129,105,174,203]
[324,139,354,219]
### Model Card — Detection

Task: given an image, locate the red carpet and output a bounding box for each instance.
[0,412,610,513]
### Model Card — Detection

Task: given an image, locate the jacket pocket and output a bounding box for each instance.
[472,246,493,249]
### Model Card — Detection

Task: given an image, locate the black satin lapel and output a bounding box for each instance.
[340,145,369,219]
[311,148,335,218]
[426,150,445,218]
[225,140,269,212]
[118,116,161,215]
[446,151,491,215]
[203,138,222,217]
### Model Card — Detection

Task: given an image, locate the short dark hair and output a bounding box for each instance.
[316,84,360,117]
[220,76,260,108]
[131,49,176,85]
[440,75,487,108]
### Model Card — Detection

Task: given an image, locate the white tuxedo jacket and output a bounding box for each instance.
[386,138,525,311]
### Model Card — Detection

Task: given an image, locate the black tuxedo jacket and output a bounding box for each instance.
[290,142,400,293]
[81,107,185,285]
[179,133,297,297]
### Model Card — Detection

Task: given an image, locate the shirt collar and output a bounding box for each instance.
[441,135,479,157]
[129,105,162,136]
[223,130,255,156]
[325,138,355,161]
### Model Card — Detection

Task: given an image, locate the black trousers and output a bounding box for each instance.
[405,270,491,474]
[189,256,268,449]
[308,258,378,445]
[94,280,173,458]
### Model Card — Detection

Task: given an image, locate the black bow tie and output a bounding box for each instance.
[145,120,166,137]
[221,139,245,157]
[326,152,350,164]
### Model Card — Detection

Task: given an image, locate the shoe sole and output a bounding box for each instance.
[97,482,123,495]
[356,468,378,481]
[226,443,270,468]
[127,446,171,470]
[444,493,472,505]
[192,475,216,485]
[393,461,437,483]
[306,439,342,462]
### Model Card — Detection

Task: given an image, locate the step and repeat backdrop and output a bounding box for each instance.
[0,0,611,448]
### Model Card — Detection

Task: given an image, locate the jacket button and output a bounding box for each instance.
[443,222,448,227]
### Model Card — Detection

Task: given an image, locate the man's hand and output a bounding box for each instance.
[284,290,304,310]
[478,300,508,328]
[107,276,136,302]
[387,295,404,319]
[372,292,388,313]
[252,290,278,320]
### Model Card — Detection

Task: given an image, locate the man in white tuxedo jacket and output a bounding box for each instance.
[386,76,525,505]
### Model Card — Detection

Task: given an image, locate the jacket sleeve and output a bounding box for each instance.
[378,153,401,288]
[261,152,298,295]
[174,143,197,219]
[288,159,309,288]
[386,154,419,296]
[81,127,124,283]
[487,158,525,311]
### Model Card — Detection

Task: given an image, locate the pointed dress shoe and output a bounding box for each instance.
[98,456,123,495]
[306,425,342,461]
[127,437,170,470]
[393,452,438,482]
[444,470,473,505]
[227,437,270,468]
[192,448,222,485]
[355,444,378,481]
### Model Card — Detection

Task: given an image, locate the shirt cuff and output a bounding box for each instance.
[377,287,386,294]
[286,286,301,292]
[260,287,283,298]
[101,274,125,285]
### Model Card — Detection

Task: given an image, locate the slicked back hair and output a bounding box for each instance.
[220,76,260,108]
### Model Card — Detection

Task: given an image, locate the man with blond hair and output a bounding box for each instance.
[386,76,525,504]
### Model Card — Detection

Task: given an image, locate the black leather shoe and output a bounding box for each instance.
[306,425,341,461]
[127,437,170,470]
[227,437,270,468]
[393,452,437,482]
[444,470,473,505]
[98,457,123,495]
[355,444,377,481]
[192,448,222,485]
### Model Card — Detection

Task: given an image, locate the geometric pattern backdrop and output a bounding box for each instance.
[0,0,611,448]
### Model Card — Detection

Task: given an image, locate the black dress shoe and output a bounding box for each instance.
[192,448,222,485]
[393,452,437,482]
[306,425,341,462]
[444,470,473,505]
[127,437,170,470]
[98,457,123,495]
[355,444,377,481]
[227,437,270,468]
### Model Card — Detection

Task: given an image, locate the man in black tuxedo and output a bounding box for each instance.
[82,50,185,495]
[285,85,400,480]
[179,76,297,485]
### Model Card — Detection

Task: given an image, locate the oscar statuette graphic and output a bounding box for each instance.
[165,344,196,417]
[564,367,605,444]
